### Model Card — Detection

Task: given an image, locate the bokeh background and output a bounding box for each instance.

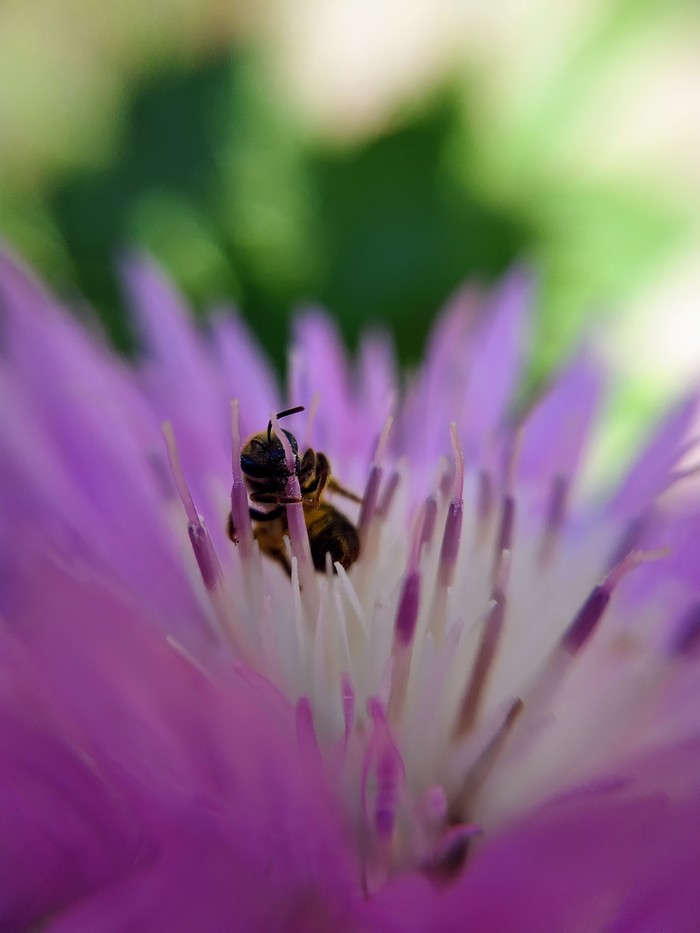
[2,0,700,469]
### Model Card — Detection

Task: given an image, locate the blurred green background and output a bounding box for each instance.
[2,0,700,458]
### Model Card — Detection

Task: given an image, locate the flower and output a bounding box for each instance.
[1,248,700,932]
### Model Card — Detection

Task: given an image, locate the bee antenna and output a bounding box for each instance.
[267,405,305,441]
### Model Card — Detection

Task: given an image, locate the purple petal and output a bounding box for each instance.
[208,309,280,439]
[0,254,209,642]
[518,350,605,486]
[3,249,700,933]
[609,392,699,520]
[289,309,353,459]
[462,268,532,465]
[0,681,145,931]
[121,255,232,518]
[398,284,477,469]
[612,503,700,624]
[47,810,360,933]
[356,329,398,467]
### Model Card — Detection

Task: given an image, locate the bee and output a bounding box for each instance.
[228,406,361,576]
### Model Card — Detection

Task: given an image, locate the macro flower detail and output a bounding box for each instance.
[1,249,700,932]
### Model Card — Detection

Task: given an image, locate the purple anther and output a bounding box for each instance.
[164,423,224,590]
[563,584,611,653]
[477,470,494,525]
[456,591,507,734]
[367,696,385,723]
[669,602,700,657]
[394,570,421,647]
[422,823,482,877]
[564,549,656,654]
[376,471,400,519]
[420,496,438,550]
[492,494,516,585]
[296,696,322,765]
[607,513,648,570]
[358,465,382,542]
[496,494,515,556]
[187,521,221,591]
[372,710,405,840]
[341,673,355,748]
[360,697,398,819]
[545,474,568,537]
[375,755,399,839]
[438,500,463,587]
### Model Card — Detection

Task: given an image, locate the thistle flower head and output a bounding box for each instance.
[2,250,700,931]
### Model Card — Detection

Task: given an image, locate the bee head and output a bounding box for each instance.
[239,406,304,491]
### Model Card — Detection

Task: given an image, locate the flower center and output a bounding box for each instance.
[166,405,662,884]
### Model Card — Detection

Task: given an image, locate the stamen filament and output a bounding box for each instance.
[539,474,568,564]
[270,410,318,618]
[454,590,508,735]
[164,421,250,660]
[230,400,254,560]
[376,471,400,520]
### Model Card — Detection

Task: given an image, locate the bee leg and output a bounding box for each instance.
[314,452,331,497]
[327,477,363,504]
[254,531,292,577]
[250,491,303,505]
[228,505,285,543]
[299,448,316,484]
[226,512,239,544]
[302,451,330,506]
[249,506,284,522]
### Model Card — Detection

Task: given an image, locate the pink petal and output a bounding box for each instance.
[2,551,359,931]
[369,743,700,933]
